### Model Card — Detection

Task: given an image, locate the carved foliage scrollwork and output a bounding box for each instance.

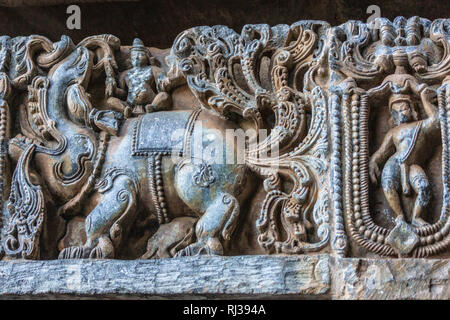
[0,34,119,259]
[1,144,45,259]
[169,22,330,254]
[0,17,449,260]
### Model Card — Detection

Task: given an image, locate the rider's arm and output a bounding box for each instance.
[420,87,439,128]
[369,129,395,184]
[371,129,395,166]
[113,71,128,98]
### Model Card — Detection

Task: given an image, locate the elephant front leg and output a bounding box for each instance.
[175,193,240,257]
[59,175,138,259]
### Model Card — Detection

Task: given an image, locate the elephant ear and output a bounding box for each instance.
[11,35,74,90]
[1,144,45,259]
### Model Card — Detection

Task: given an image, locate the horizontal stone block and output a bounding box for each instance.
[1,255,449,299]
[0,255,330,299]
[332,257,450,299]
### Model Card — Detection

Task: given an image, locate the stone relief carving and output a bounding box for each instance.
[0,16,448,261]
[330,17,450,258]
[107,38,171,118]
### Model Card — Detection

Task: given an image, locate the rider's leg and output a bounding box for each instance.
[409,164,431,227]
[381,161,405,221]
[145,92,172,113]
[400,163,411,196]
[106,96,132,118]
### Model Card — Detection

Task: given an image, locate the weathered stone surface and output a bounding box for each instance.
[0,255,330,299]
[331,257,450,299]
[1,255,450,299]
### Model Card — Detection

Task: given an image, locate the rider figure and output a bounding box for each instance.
[107,38,171,118]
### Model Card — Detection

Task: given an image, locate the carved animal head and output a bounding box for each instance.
[48,46,93,89]
[10,47,94,154]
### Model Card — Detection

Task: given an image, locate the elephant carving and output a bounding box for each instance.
[0,25,330,260]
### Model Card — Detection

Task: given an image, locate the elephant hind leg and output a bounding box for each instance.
[175,193,240,257]
[59,174,138,259]
[140,217,197,259]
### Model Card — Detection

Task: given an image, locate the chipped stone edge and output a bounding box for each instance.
[331,256,450,300]
[0,255,330,299]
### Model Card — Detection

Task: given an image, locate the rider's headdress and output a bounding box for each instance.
[130,38,156,66]
[389,93,412,111]
[131,38,147,53]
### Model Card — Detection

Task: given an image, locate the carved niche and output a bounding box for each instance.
[328,17,450,258]
[0,17,448,261]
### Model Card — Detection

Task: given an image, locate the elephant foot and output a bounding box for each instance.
[58,246,88,259]
[59,236,114,259]
[141,217,197,259]
[89,236,115,259]
[174,237,223,257]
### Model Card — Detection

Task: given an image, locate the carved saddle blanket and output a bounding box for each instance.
[131,109,201,156]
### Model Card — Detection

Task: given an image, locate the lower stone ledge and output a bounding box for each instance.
[0,255,330,299]
[0,255,448,299]
[331,257,450,300]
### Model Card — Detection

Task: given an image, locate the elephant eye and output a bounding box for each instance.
[77,59,87,71]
